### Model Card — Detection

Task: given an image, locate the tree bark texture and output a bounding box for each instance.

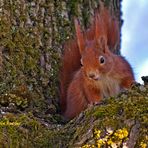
[0,0,121,108]
[1,0,147,148]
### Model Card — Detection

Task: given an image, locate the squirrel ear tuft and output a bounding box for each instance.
[95,10,103,39]
[74,17,85,54]
[108,19,120,50]
[94,8,107,44]
[98,36,109,53]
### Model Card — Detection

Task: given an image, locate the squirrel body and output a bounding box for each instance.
[60,4,135,120]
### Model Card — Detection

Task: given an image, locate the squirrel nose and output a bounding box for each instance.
[89,73,95,79]
[88,73,100,80]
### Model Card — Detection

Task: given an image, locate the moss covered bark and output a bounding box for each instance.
[0,83,148,147]
[0,0,121,123]
[1,0,147,148]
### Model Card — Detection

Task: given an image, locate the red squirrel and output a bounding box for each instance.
[60,4,135,120]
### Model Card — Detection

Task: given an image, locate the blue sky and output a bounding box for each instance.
[121,1,148,84]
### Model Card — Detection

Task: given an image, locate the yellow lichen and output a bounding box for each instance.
[82,128,129,147]
[140,142,147,148]
[107,138,114,145]
[97,139,106,147]
[114,128,128,140]
[94,129,101,139]
[82,144,95,148]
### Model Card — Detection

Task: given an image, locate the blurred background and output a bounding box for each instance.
[122,0,148,84]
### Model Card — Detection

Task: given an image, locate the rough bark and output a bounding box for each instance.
[0,0,147,147]
[0,83,147,147]
[0,0,121,123]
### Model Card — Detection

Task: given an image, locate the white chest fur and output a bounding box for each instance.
[98,76,121,98]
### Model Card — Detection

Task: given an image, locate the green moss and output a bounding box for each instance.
[0,75,147,147]
[0,0,147,147]
[67,0,80,17]
[0,113,65,147]
[0,0,62,120]
[79,84,148,147]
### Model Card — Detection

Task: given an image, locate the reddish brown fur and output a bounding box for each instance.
[60,40,81,113]
[60,4,135,119]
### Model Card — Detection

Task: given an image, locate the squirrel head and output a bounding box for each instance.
[74,12,114,81]
[80,37,114,81]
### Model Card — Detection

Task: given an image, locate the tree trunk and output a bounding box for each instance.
[0,0,147,147]
[0,0,121,120]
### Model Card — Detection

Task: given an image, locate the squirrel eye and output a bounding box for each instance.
[99,56,105,65]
